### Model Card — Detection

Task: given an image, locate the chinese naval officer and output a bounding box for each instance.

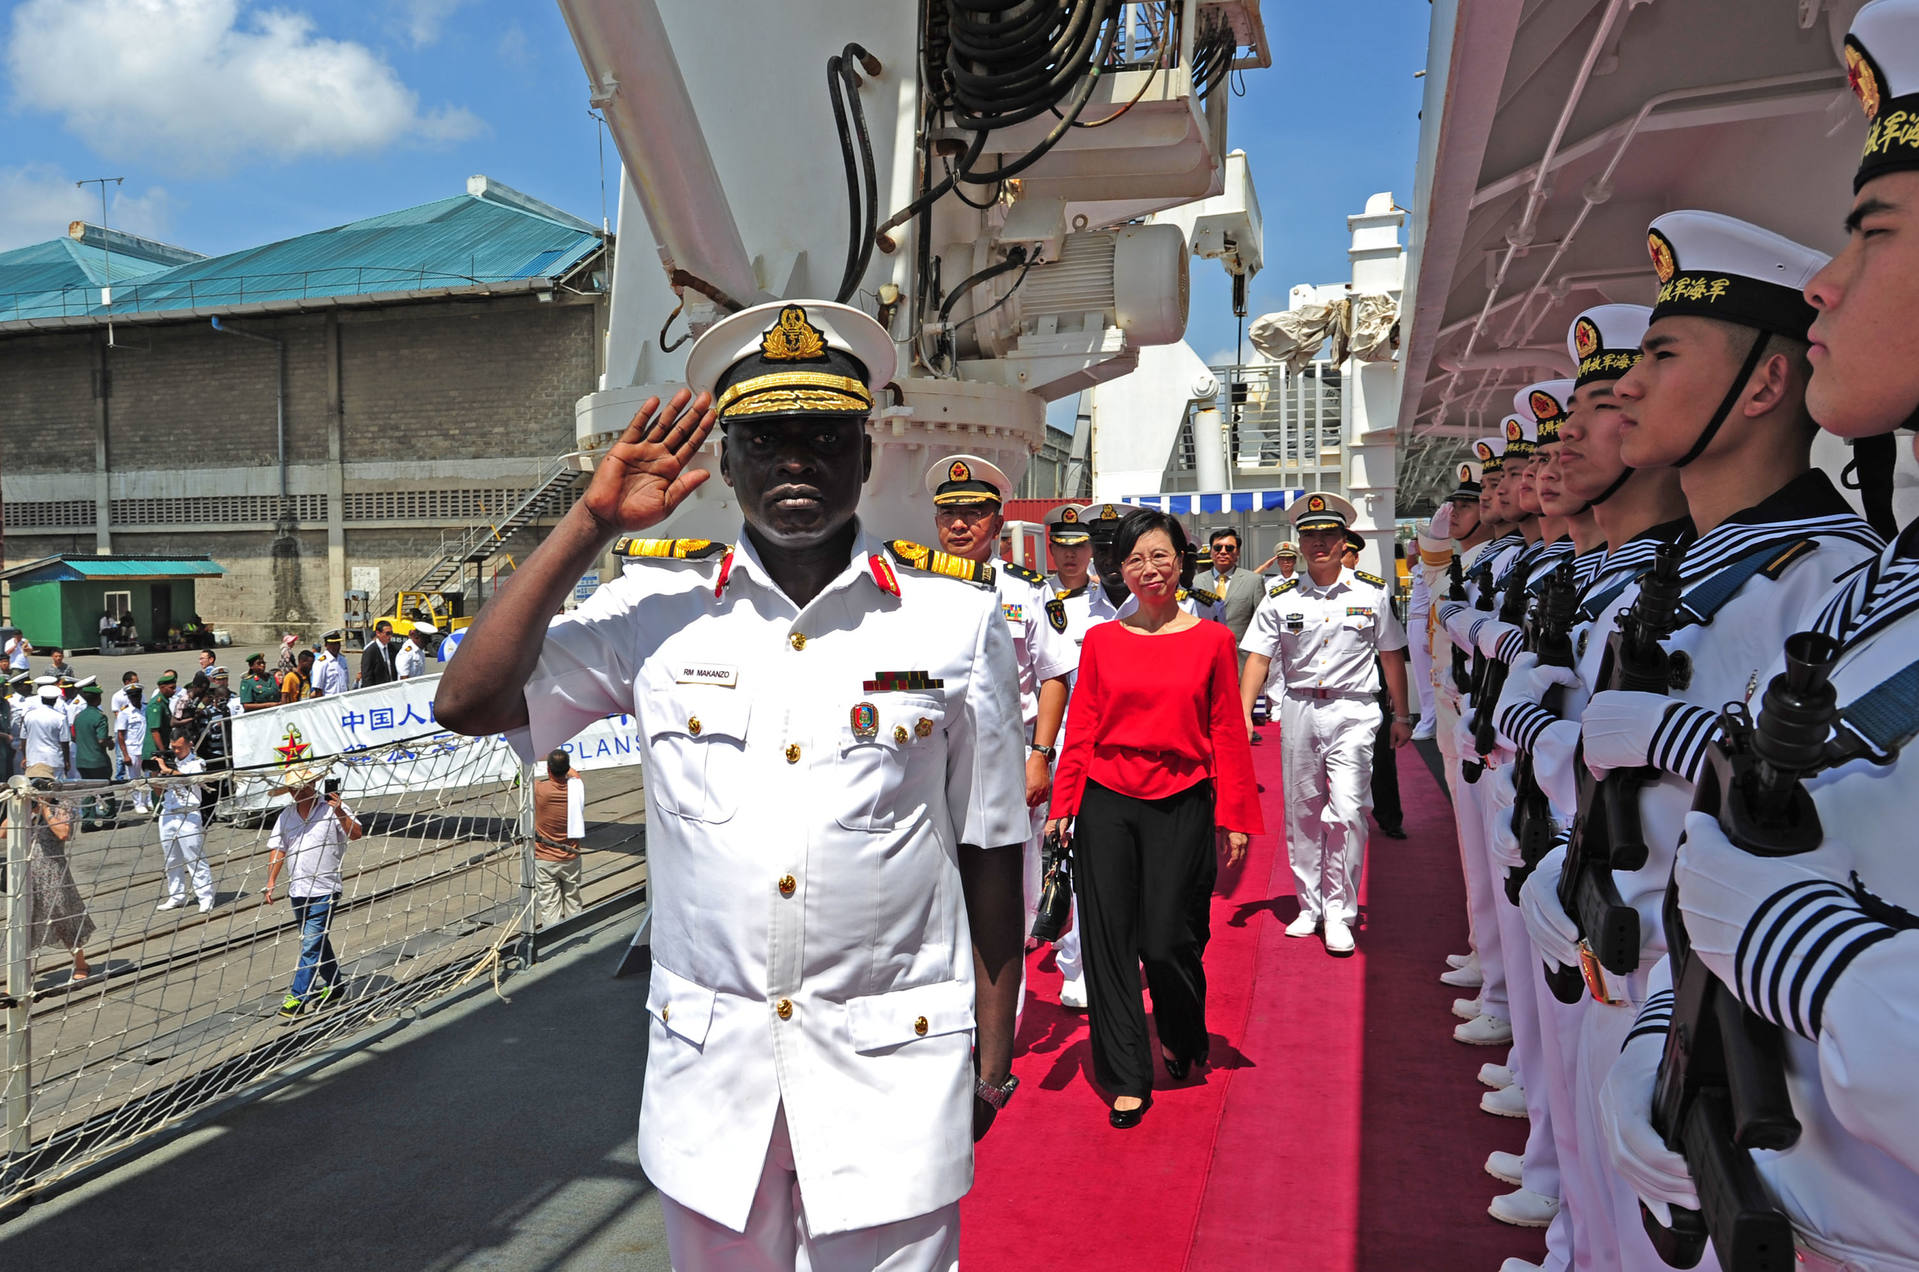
[1238,492,1411,954]
[921,454,1077,964]
[436,299,1029,1272]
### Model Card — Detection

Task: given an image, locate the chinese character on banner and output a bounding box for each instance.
[341,710,367,733]
[370,707,395,731]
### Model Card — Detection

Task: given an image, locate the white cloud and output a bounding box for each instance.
[393,0,474,48]
[4,0,483,173]
[0,164,175,252]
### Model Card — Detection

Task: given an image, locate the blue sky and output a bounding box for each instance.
[2,0,1430,369]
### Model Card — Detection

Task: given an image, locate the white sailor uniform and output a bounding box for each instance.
[1242,567,1406,925]
[511,528,1027,1250]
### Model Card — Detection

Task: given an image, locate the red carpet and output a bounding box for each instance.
[962,744,1542,1271]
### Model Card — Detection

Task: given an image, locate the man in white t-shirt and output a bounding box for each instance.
[116,687,150,812]
[262,764,363,1018]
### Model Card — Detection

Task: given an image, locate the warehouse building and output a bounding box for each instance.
[0,176,608,646]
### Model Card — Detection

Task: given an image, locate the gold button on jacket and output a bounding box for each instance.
[778,875,797,897]
[785,743,801,764]
[688,717,702,736]
[789,632,807,651]
[913,1016,929,1036]
[776,998,793,1020]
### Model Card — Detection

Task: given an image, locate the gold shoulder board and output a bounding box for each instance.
[1356,570,1385,587]
[1188,587,1220,605]
[611,537,731,561]
[1269,579,1298,597]
[884,540,995,588]
[1003,561,1045,585]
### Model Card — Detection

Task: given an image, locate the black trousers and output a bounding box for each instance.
[1371,701,1402,830]
[1075,777,1218,1099]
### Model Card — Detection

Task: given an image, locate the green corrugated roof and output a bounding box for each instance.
[0,177,602,326]
[0,234,189,315]
[0,555,226,584]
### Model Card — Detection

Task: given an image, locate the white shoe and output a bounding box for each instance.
[1411,717,1437,741]
[1484,1150,1524,1186]
[198,899,215,913]
[1477,1062,1515,1090]
[1285,913,1319,938]
[1481,1083,1529,1119]
[1440,964,1484,988]
[1499,1259,1545,1271]
[1454,1014,1514,1046]
[1322,917,1355,954]
[1487,1187,1560,1228]
[1452,996,1483,1020]
[1058,978,1087,1010]
[1445,952,1476,970]
[155,898,187,911]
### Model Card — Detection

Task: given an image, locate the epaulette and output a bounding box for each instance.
[1268,579,1298,597]
[1758,539,1816,580]
[1002,561,1045,586]
[1187,587,1221,606]
[610,536,731,561]
[1355,570,1386,587]
[884,539,995,588]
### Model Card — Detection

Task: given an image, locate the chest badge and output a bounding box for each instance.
[1285,613,1305,632]
[1002,603,1024,623]
[916,717,934,738]
[1045,597,1067,633]
[850,702,879,739]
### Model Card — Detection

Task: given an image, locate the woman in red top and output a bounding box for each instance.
[1046,510,1262,1128]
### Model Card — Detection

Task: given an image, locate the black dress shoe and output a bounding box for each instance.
[1380,824,1407,840]
[1109,1095,1153,1129]
[1163,1055,1189,1081]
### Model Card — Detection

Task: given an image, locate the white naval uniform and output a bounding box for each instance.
[159,754,213,907]
[20,702,72,774]
[1576,480,1879,1269]
[1045,576,1120,994]
[311,650,351,697]
[1242,567,1406,925]
[511,527,1027,1251]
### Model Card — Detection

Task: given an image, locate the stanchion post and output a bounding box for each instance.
[4,776,34,1163]
[519,762,539,965]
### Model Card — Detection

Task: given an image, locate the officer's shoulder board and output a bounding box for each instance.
[1354,570,1386,588]
[1001,560,1045,586]
[1268,579,1299,598]
[1187,586,1221,606]
[884,539,995,588]
[611,536,731,562]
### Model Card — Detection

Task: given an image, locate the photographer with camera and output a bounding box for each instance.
[261,764,362,1020]
[4,763,95,982]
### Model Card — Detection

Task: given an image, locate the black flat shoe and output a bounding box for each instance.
[1380,824,1407,840]
[1109,1095,1153,1129]
[1162,1054,1189,1081]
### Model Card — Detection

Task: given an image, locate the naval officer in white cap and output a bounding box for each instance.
[1238,492,1410,954]
[436,299,1029,1271]
[924,455,1077,971]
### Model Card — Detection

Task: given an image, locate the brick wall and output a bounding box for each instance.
[0,335,100,474]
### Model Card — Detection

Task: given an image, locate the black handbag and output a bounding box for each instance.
[1029,826,1072,943]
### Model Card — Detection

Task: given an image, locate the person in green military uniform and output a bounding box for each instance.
[142,670,179,771]
[73,682,117,829]
[240,653,278,711]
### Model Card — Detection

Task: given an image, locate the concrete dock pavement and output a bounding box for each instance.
[0,910,671,1272]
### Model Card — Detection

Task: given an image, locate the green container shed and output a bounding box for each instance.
[0,555,226,651]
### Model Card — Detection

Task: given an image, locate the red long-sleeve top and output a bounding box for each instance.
[1048,619,1263,835]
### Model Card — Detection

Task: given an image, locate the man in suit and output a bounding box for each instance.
[1202,527,1264,652]
[359,621,399,688]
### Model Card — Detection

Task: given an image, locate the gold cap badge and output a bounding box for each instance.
[1847,40,1882,120]
[1530,390,1561,421]
[1475,441,1494,461]
[1062,507,1078,522]
[1308,495,1326,512]
[949,459,970,483]
[1506,417,1524,442]
[1573,317,1600,359]
[760,305,829,362]
[1459,462,1474,482]
[1648,229,1678,284]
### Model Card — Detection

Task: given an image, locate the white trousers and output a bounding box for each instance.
[159,813,213,905]
[660,1106,959,1272]
[1279,693,1377,925]
[1446,753,1508,1019]
[1408,595,1437,721]
[1054,895,1083,988]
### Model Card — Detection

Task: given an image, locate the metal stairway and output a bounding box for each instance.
[390,455,584,610]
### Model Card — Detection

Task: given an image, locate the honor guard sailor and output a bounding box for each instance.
[435,299,1029,1271]
[1597,5,1919,1267]
[1238,492,1411,954]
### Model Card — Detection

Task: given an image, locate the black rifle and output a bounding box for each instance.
[1504,562,1577,904]
[1641,631,1840,1272]
[1545,542,1686,1005]
[1446,557,1471,692]
[1460,561,1497,783]
[1468,563,1533,763]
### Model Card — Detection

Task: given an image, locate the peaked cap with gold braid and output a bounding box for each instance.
[685,299,896,425]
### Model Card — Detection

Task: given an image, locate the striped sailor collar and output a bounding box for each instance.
[1678,470,1882,586]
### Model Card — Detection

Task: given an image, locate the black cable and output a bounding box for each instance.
[827,53,864,306]
[939,246,1029,321]
[949,255,1037,333]
[954,6,1118,184]
[828,45,881,304]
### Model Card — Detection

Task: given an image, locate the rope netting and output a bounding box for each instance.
[1,729,647,1208]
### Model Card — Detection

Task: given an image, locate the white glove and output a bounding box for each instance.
[1453,712,1480,763]
[1474,617,1524,661]
[1598,973,1701,1229]
[1518,843,1581,970]
[1496,653,1583,721]
[1532,717,1585,815]
[1427,501,1456,541]
[1485,765,1522,869]
[1579,690,1673,781]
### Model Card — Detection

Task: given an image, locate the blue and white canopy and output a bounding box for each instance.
[1116,489,1307,515]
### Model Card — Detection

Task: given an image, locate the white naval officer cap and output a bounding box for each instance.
[684,300,895,425]
[924,454,1011,506]
[1044,503,1093,544]
[1568,304,1651,387]
[1288,491,1358,533]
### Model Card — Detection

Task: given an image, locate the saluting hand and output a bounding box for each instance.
[580,389,718,536]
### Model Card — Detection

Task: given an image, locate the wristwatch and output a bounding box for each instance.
[975,1073,1020,1109]
[1028,743,1056,761]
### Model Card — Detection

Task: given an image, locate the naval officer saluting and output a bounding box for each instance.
[1238,493,1411,954]
[437,300,1029,1271]
[923,456,1077,954]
